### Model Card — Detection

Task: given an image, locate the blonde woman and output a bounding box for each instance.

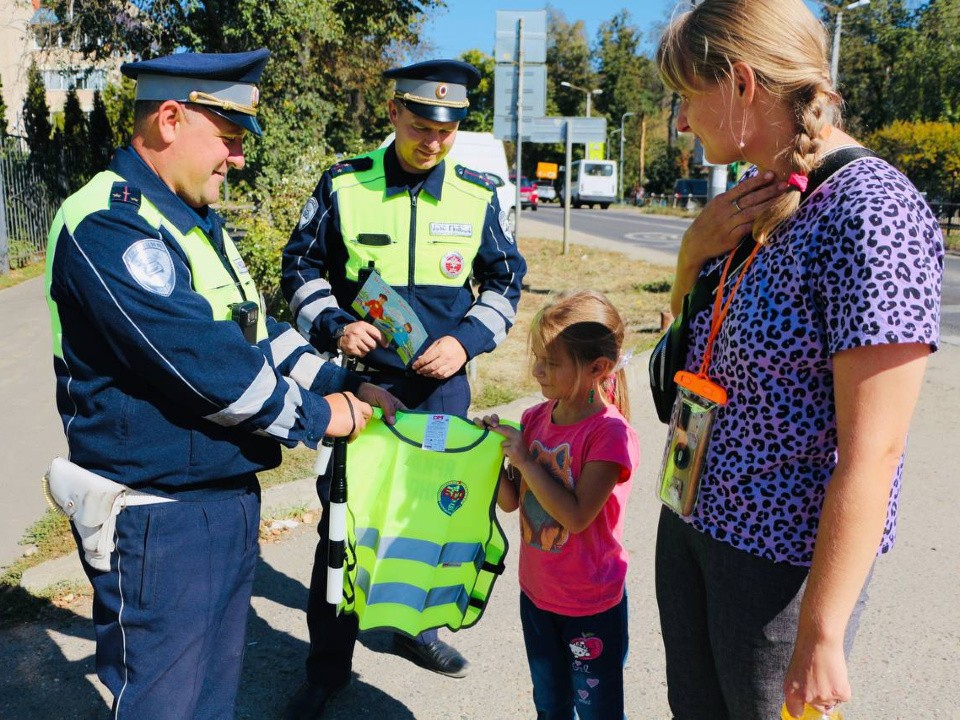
[653,1,943,718]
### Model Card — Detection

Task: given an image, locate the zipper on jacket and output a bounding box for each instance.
[408,192,418,297]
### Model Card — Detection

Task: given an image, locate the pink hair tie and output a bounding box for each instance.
[786,172,809,192]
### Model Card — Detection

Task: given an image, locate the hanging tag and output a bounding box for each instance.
[674,370,728,406]
[422,413,451,452]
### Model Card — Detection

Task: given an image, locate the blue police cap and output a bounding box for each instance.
[121,49,270,136]
[384,59,481,123]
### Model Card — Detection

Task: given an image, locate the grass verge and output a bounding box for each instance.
[0,261,45,291]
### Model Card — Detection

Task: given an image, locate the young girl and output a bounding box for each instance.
[475,290,640,720]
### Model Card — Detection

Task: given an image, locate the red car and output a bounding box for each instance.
[511,176,539,211]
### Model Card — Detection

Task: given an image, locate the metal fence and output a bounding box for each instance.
[0,139,62,274]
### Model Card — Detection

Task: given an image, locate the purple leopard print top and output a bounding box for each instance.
[683,155,943,566]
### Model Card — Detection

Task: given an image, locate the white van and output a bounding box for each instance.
[558,159,618,209]
[380,131,517,232]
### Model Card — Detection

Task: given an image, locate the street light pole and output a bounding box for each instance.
[560,80,602,117]
[619,111,636,203]
[831,0,870,86]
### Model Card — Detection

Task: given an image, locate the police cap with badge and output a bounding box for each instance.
[121,48,270,136]
[384,59,481,122]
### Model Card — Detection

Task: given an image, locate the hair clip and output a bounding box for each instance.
[612,349,634,374]
[786,172,809,192]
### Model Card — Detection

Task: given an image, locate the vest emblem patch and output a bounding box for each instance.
[298,196,319,229]
[232,256,249,275]
[440,251,465,279]
[122,239,175,297]
[438,480,467,517]
[429,222,472,237]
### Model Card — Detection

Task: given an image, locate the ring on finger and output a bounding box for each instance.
[732,198,744,212]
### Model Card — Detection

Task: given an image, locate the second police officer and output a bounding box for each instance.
[281,59,527,717]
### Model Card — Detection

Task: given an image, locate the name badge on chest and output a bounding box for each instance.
[429,222,473,238]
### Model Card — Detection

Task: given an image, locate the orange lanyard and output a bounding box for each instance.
[697,242,762,378]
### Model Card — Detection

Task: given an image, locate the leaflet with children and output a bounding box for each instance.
[351,271,428,366]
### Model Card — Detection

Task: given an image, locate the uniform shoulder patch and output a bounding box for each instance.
[109,182,141,208]
[454,165,495,192]
[330,156,374,178]
[122,239,175,296]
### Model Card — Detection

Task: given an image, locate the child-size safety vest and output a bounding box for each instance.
[339,410,515,636]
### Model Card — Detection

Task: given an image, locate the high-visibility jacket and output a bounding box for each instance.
[45,147,356,490]
[339,410,516,635]
[282,144,526,373]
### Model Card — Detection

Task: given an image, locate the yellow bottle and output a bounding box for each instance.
[781,704,843,720]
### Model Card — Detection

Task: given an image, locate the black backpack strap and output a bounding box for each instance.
[802,146,876,200]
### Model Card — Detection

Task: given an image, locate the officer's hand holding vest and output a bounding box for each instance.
[325,391,373,439]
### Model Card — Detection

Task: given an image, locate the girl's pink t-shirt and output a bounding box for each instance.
[516,400,640,616]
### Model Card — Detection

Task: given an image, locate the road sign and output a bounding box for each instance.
[494,64,547,119]
[587,142,605,160]
[494,116,608,144]
[536,162,558,180]
[494,11,547,64]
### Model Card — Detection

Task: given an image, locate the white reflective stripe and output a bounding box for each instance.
[289,352,324,390]
[465,304,507,345]
[271,328,309,366]
[204,359,277,427]
[290,277,335,316]
[297,295,339,329]
[262,377,302,439]
[475,290,516,322]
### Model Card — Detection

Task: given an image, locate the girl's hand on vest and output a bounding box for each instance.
[338,321,387,357]
[357,383,406,425]
[475,414,528,466]
[411,336,467,379]
[325,391,373,439]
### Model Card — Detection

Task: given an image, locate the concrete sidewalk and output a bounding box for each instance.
[3,219,958,718]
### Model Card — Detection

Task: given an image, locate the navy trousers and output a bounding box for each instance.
[80,486,260,720]
[304,371,469,685]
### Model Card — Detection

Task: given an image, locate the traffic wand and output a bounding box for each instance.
[325,435,348,611]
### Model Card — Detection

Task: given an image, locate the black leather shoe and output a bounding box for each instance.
[283,678,349,720]
[393,635,471,678]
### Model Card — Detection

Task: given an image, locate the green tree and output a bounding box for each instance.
[592,10,664,192]
[23,62,54,171]
[89,90,114,171]
[458,48,494,133]
[0,72,7,141]
[546,8,593,118]
[867,120,960,201]
[62,86,91,191]
[102,77,136,148]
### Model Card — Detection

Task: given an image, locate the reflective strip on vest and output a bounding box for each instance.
[339,410,513,635]
[331,148,491,288]
[46,171,267,355]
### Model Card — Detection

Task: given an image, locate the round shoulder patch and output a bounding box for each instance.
[498,210,515,244]
[122,239,175,297]
[298,196,319,230]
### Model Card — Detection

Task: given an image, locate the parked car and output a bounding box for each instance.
[536,181,557,203]
[511,176,539,211]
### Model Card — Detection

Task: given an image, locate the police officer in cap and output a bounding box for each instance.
[282,59,526,717]
[45,49,400,719]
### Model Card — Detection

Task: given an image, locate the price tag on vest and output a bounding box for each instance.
[422,414,451,452]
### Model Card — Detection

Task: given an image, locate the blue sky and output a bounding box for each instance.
[421,1,837,60]
[422,1,678,59]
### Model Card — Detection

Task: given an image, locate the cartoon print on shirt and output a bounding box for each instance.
[520,440,574,551]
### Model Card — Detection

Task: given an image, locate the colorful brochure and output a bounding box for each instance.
[351,271,428,366]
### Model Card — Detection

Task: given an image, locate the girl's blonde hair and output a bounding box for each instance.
[530,290,629,420]
[656,0,842,243]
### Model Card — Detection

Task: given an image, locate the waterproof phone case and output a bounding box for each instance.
[656,371,727,517]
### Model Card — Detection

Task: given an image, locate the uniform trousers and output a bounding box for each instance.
[304,370,469,686]
[79,483,260,720]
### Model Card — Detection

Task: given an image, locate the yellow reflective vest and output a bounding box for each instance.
[339,410,516,635]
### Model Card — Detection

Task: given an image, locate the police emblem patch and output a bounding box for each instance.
[498,210,515,244]
[298,196,319,230]
[438,480,467,516]
[436,83,448,99]
[122,240,175,296]
[440,251,465,278]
